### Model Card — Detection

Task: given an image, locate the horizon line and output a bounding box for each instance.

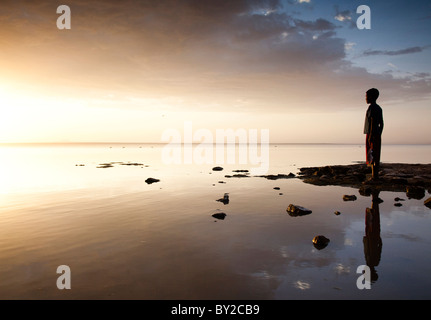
[1,142,430,146]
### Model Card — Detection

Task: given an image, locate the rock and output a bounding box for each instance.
[259,173,295,180]
[375,197,384,204]
[359,185,373,197]
[298,163,431,193]
[216,193,229,205]
[145,177,160,184]
[273,187,280,190]
[312,235,330,250]
[212,166,223,171]
[287,204,312,217]
[212,212,227,220]
[334,211,341,216]
[343,195,357,201]
[120,162,144,166]
[394,202,403,207]
[424,198,431,209]
[97,163,113,168]
[224,174,249,178]
[394,197,405,202]
[232,169,249,173]
[406,186,425,200]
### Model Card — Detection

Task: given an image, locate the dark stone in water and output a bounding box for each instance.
[212,166,224,171]
[212,212,227,220]
[312,235,330,250]
[287,204,312,217]
[120,162,144,166]
[224,174,249,178]
[406,186,425,200]
[145,178,160,184]
[343,195,357,201]
[97,163,114,168]
[258,173,296,180]
[216,193,229,205]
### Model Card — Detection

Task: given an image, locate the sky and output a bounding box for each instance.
[0,0,430,144]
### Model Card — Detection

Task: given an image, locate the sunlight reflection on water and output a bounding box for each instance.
[0,143,430,299]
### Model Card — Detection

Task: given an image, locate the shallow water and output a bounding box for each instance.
[0,143,430,299]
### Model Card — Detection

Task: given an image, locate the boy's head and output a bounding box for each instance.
[366,88,379,104]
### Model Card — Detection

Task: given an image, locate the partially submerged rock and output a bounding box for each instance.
[313,235,330,250]
[96,161,146,168]
[343,195,357,201]
[216,193,229,205]
[224,174,250,178]
[212,212,227,220]
[145,177,160,184]
[97,163,114,168]
[257,173,296,180]
[406,186,425,200]
[298,163,431,205]
[120,162,144,166]
[287,204,312,217]
[212,166,224,171]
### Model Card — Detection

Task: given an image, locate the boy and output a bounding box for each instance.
[364,88,384,180]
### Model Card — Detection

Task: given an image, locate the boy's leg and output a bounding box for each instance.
[372,163,379,179]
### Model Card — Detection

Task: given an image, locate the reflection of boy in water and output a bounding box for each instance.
[363,190,382,283]
[364,88,384,180]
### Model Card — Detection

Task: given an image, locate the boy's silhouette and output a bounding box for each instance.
[364,88,384,180]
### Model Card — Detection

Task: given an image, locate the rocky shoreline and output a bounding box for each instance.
[297,162,431,202]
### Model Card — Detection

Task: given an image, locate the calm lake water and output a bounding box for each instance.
[0,143,430,299]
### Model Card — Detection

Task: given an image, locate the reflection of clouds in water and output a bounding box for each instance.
[279,246,289,258]
[334,263,350,275]
[251,270,274,280]
[294,280,310,290]
[344,238,353,246]
[382,231,422,243]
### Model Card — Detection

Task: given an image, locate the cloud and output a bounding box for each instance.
[333,5,356,28]
[334,10,352,22]
[363,46,429,56]
[387,62,398,69]
[1,0,430,114]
